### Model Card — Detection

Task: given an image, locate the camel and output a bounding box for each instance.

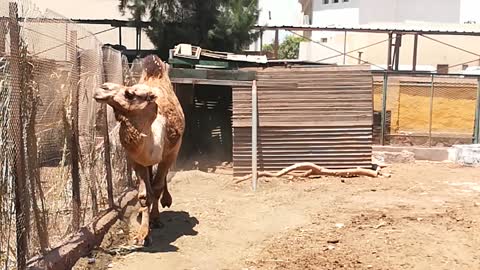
[94,54,185,245]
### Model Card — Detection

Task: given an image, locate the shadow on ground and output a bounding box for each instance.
[143,211,199,253]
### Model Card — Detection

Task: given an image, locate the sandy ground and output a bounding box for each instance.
[75,162,480,270]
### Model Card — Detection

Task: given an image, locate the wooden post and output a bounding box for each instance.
[474,77,480,144]
[428,74,435,147]
[273,30,279,59]
[412,34,418,71]
[251,80,258,191]
[68,30,81,232]
[387,32,393,70]
[102,104,114,207]
[259,30,263,52]
[380,73,388,146]
[0,20,6,54]
[9,2,28,269]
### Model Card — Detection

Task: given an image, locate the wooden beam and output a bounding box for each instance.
[26,189,139,270]
[68,30,81,232]
[9,2,28,268]
[171,78,252,87]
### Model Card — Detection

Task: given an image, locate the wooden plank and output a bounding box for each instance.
[172,78,251,86]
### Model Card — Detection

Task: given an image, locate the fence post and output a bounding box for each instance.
[428,74,435,147]
[474,77,480,144]
[380,72,388,145]
[102,104,114,207]
[251,80,258,191]
[9,2,28,269]
[68,30,81,231]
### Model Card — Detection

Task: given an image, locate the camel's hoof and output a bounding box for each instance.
[133,225,150,246]
[160,192,172,208]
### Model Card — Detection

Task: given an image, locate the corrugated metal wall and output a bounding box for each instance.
[232,65,374,176]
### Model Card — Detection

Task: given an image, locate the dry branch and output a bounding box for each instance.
[26,189,138,270]
[234,162,380,184]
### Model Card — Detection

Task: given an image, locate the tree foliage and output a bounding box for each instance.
[263,35,306,59]
[119,0,259,57]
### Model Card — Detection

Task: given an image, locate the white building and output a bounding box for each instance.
[296,0,480,71]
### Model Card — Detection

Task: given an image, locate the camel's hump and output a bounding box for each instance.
[142,54,164,79]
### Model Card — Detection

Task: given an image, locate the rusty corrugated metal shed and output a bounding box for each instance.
[232,65,373,176]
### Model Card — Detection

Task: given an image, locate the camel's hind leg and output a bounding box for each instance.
[150,164,168,224]
[132,163,153,246]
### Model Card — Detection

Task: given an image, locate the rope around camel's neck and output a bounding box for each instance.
[115,113,147,146]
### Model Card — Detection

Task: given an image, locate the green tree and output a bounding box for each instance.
[262,35,306,59]
[278,35,306,59]
[119,0,259,57]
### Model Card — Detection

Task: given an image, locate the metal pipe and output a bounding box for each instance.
[474,77,480,143]
[343,31,347,64]
[412,34,418,71]
[380,72,388,145]
[118,26,122,46]
[428,74,435,147]
[387,32,393,70]
[251,80,258,191]
[274,30,279,59]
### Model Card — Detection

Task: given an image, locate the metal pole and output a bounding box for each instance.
[251,80,258,191]
[273,30,279,59]
[343,31,347,64]
[380,72,388,145]
[474,77,480,143]
[412,34,418,71]
[387,32,393,70]
[428,74,435,147]
[118,26,122,46]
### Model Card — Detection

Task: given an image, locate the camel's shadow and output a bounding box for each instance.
[142,211,199,253]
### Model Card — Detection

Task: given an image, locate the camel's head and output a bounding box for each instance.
[94,83,158,116]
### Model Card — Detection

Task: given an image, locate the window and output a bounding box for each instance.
[323,0,329,4]
[333,0,339,3]
[321,38,328,43]
[343,0,349,2]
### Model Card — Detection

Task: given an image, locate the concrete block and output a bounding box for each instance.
[373,150,415,164]
[450,144,480,166]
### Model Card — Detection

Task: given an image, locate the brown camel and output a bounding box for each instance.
[94,55,185,245]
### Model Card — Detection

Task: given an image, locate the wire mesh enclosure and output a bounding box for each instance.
[0,1,132,268]
[373,72,480,147]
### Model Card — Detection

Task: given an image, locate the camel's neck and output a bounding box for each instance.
[115,113,154,147]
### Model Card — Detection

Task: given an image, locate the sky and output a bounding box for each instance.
[30,0,302,49]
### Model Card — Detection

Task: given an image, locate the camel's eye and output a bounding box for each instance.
[125,90,134,100]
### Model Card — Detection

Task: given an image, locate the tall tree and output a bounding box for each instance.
[119,0,259,57]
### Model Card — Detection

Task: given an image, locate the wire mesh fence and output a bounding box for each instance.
[0,0,132,268]
[374,72,480,147]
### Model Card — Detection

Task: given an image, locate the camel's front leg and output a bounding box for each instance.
[132,163,152,246]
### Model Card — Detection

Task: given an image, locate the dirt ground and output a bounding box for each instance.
[75,162,480,270]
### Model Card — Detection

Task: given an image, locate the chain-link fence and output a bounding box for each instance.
[374,72,480,147]
[0,1,134,268]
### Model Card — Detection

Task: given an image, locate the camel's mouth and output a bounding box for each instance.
[94,84,116,102]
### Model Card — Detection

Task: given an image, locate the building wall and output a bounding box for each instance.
[299,31,480,72]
